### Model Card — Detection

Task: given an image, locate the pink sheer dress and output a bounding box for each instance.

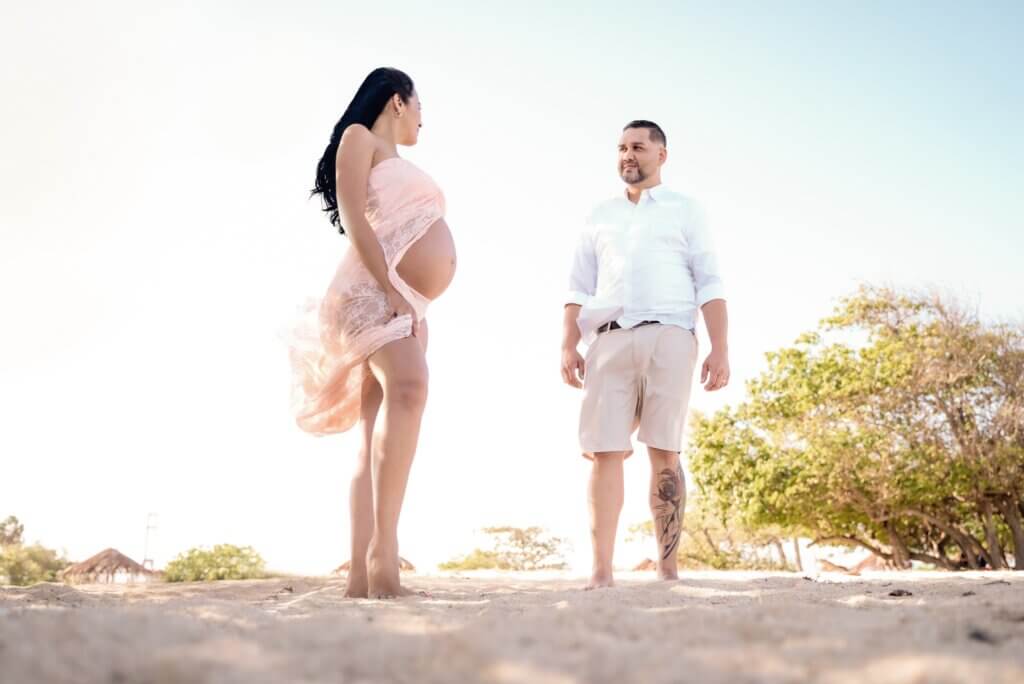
[290,158,445,435]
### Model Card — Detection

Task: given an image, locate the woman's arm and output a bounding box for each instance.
[335,124,392,290]
[335,124,418,333]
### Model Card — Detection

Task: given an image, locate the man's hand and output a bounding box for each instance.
[561,304,585,388]
[561,346,586,389]
[699,299,729,391]
[700,348,730,391]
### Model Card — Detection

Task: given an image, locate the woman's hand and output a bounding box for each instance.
[386,287,419,337]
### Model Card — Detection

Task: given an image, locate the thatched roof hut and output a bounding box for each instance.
[62,548,156,584]
[632,558,657,571]
[333,557,416,574]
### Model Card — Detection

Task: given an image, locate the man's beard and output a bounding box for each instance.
[620,165,646,183]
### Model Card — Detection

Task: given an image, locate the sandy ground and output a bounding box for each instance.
[2,571,1023,684]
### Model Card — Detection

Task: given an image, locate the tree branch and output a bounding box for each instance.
[903,509,991,569]
[909,552,954,570]
[810,535,891,560]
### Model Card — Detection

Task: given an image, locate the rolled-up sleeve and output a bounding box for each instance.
[566,226,597,307]
[685,203,725,307]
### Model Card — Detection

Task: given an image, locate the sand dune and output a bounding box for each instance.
[2,571,1023,683]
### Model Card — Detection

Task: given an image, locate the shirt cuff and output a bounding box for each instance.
[565,291,590,307]
[696,283,726,309]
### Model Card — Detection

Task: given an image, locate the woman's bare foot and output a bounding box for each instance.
[364,583,428,599]
[585,572,615,590]
[367,541,403,599]
[342,569,369,598]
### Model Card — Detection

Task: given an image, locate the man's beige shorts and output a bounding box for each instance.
[580,324,698,458]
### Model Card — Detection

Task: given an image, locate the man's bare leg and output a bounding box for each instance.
[342,373,382,598]
[649,447,685,580]
[587,451,627,589]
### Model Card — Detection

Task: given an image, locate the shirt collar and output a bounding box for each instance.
[623,183,669,203]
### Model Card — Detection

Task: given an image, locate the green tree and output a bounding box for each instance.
[163,544,266,582]
[628,503,796,571]
[0,544,70,586]
[689,286,1024,570]
[1,516,24,546]
[439,526,569,571]
[0,515,70,586]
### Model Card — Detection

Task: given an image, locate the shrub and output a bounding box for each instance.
[439,526,569,571]
[163,544,266,582]
[0,543,70,586]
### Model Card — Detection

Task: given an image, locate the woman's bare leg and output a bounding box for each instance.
[342,371,382,598]
[365,332,429,599]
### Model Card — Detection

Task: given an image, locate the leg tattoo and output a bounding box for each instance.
[653,465,684,561]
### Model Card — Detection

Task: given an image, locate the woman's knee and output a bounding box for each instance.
[361,372,383,404]
[350,450,373,486]
[385,370,428,410]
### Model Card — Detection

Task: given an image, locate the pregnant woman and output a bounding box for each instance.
[291,67,456,598]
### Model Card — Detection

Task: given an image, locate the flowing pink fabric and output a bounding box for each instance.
[289,158,445,435]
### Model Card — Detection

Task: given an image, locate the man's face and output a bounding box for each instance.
[618,128,665,184]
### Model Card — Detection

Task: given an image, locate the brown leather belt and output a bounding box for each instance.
[596,320,661,334]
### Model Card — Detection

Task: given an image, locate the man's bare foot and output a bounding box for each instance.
[656,567,679,581]
[585,573,615,590]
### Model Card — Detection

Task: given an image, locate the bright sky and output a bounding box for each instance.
[2,1,1021,576]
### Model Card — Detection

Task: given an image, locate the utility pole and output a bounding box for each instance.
[142,513,159,570]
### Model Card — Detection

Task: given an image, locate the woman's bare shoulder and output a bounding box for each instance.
[340,123,377,150]
[340,124,390,166]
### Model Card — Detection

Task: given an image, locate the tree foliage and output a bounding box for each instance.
[689,286,1024,570]
[629,504,796,571]
[163,544,266,582]
[0,515,70,586]
[0,544,70,586]
[439,526,569,571]
[1,516,24,546]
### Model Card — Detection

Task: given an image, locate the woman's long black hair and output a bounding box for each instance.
[312,67,415,234]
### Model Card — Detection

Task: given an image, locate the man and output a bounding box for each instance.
[561,120,729,589]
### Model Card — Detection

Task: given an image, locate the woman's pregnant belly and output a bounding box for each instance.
[396,218,456,301]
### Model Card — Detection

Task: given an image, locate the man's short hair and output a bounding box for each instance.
[622,120,667,147]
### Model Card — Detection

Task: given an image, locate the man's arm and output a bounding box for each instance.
[700,299,729,391]
[686,203,729,391]
[561,225,596,389]
[561,304,585,388]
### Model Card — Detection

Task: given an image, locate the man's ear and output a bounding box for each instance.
[660,147,668,164]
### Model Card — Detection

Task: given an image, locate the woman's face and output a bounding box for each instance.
[397,92,422,146]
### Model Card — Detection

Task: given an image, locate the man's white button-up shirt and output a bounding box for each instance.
[567,184,725,343]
